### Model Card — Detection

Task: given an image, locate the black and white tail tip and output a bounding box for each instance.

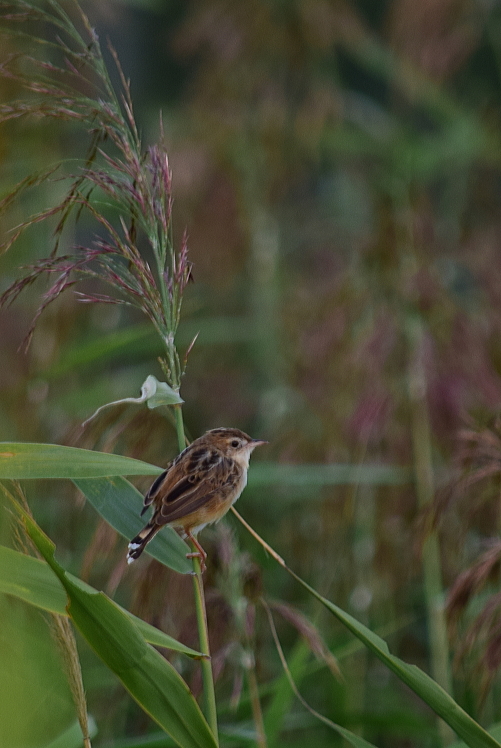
[127,539,142,565]
[127,525,156,564]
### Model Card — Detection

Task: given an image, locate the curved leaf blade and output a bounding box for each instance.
[452,725,501,748]
[128,612,203,658]
[82,375,183,427]
[0,545,202,658]
[288,568,501,748]
[234,510,501,748]
[0,443,163,479]
[23,517,217,748]
[73,476,192,574]
[0,543,68,614]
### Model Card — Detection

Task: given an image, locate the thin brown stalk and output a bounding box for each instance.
[245,655,268,748]
[261,598,349,739]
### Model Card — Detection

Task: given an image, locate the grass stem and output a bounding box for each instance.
[191,552,219,742]
[406,315,454,746]
[173,404,219,743]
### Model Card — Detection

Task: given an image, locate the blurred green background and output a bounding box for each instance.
[3,0,501,746]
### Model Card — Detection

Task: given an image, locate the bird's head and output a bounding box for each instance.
[205,427,267,467]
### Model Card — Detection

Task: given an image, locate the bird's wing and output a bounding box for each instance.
[146,447,238,526]
[141,457,174,515]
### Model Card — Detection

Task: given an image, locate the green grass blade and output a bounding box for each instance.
[288,568,501,748]
[329,726,381,748]
[23,516,217,748]
[128,612,203,657]
[73,476,192,574]
[0,443,162,479]
[0,543,68,614]
[0,545,202,657]
[451,724,501,748]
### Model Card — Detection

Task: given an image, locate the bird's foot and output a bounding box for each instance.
[186,550,207,573]
[185,532,207,573]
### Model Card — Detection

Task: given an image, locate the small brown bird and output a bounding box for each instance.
[127,428,267,570]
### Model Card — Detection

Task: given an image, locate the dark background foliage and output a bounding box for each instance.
[3,0,501,746]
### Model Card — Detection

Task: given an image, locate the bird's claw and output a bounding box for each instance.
[186,551,206,573]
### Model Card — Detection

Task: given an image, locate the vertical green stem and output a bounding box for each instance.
[173,403,186,453]
[394,190,454,745]
[246,660,268,748]
[191,552,219,741]
[154,247,172,332]
[345,476,375,740]
[173,404,219,743]
[406,317,454,747]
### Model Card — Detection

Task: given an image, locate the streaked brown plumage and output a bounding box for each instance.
[127,428,267,570]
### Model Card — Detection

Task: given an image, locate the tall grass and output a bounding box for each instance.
[3,1,501,747]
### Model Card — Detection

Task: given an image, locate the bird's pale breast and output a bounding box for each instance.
[174,463,247,535]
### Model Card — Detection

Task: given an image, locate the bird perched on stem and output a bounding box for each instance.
[127,428,267,571]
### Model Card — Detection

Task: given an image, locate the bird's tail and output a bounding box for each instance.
[127,522,160,564]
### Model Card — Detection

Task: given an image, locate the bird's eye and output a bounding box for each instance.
[231,439,240,448]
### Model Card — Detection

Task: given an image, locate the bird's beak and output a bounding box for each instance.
[250,439,268,449]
